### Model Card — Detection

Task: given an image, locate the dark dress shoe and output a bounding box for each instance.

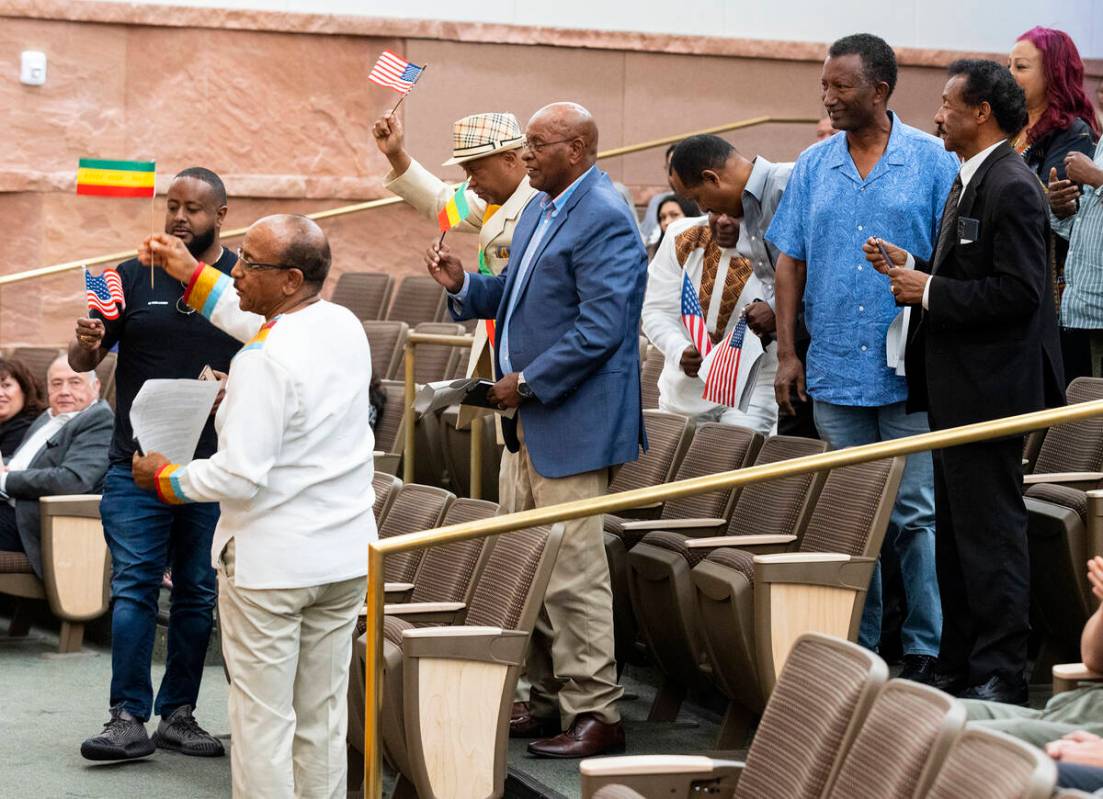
[527,713,625,759]
[897,654,938,683]
[510,706,560,738]
[915,668,968,696]
[959,674,1029,706]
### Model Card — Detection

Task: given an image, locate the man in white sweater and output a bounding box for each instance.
[132,215,376,799]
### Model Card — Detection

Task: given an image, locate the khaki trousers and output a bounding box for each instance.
[500,425,623,726]
[217,542,366,799]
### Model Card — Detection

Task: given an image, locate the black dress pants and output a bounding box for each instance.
[933,436,1029,684]
[0,504,22,554]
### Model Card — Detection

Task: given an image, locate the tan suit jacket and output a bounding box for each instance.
[386,158,539,425]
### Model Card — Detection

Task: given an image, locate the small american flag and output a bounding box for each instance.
[681,272,713,358]
[703,318,749,407]
[368,50,425,95]
[85,267,125,320]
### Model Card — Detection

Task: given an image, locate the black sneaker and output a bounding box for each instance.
[898,654,938,683]
[152,705,224,757]
[81,704,156,761]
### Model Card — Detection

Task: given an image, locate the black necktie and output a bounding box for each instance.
[932,175,963,271]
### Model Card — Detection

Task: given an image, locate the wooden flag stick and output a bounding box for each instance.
[149,180,156,287]
[389,63,428,114]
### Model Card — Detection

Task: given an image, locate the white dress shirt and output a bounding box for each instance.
[0,409,78,500]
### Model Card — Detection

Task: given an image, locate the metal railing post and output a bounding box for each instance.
[363,544,385,799]
[469,414,484,499]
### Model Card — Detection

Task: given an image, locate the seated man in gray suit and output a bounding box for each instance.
[0,355,112,577]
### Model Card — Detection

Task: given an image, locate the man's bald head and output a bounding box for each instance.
[529,102,599,158]
[254,214,331,288]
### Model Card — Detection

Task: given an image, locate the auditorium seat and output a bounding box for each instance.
[640,346,664,411]
[626,435,827,726]
[606,410,692,519]
[372,472,402,524]
[330,271,393,321]
[821,679,964,799]
[381,498,499,607]
[377,484,455,585]
[409,322,465,384]
[438,405,501,501]
[1022,378,1103,667]
[604,423,762,672]
[409,322,467,488]
[580,633,887,799]
[689,456,904,744]
[386,275,447,327]
[372,380,407,456]
[362,320,409,380]
[12,346,62,388]
[364,523,565,799]
[924,728,1055,799]
[0,495,110,653]
[94,350,117,410]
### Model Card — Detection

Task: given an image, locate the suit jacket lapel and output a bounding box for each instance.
[931,142,1014,275]
[480,177,535,249]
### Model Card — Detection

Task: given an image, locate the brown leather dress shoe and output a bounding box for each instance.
[526,713,625,759]
[509,704,560,738]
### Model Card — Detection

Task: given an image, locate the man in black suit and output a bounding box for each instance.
[865,59,1064,703]
[0,356,113,578]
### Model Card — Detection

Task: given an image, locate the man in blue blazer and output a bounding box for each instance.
[427,101,648,758]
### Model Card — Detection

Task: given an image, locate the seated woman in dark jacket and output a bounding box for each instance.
[0,357,47,461]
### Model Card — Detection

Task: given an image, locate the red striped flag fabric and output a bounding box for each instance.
[702,318,748,407]
[368,50,425,95]
[680,272,713,358]
[85,267,125,320]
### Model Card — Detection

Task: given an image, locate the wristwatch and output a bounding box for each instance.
[517,374,535,401]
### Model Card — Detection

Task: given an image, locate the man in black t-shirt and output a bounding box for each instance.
[70,167,241,761]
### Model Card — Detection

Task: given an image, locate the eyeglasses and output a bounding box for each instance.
[235,247,295,271]
[521,138,578,153]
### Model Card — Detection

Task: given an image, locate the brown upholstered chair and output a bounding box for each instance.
[330,271,394,321]
[372,380,408,456]
[822,679,964,799]
[371,472,402,525]
[408,322,467,487]
[11,346,62,389]
[689,456,905,743]
[605,423,762,673]
[923,728,1056,799]
[361,320,409,380]
[1021,378,1103,666]
[359,523,565,799]
[408,322,464,385]
[606,410,692,520]
[386,275,447,326]
[377,484,455,585]
[640,346,664,411]
[0,496,110,653]
[626,435,828,726]
[438,405,501,501]
[94,351,117,410]
[581,633,887,799]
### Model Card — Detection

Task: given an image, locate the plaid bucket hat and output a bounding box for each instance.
[441,112,525,166]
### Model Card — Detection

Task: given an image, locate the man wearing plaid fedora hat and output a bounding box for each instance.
[373,110,538,413]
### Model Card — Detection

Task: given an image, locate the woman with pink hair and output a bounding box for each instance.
[1009,26,1098,181]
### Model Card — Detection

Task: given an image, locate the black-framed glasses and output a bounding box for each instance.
[521,138,578,153]
[235,247,296,271]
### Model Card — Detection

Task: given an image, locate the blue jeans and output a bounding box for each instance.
[812,400,941,657]
[100,464,219,721]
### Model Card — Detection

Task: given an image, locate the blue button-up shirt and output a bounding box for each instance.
[1056,137,1103,330]
[454,165,596,375]
[767,113,959,406]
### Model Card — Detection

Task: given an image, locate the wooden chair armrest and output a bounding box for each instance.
[381,601,466,625]
[1023,472,1103,488]
[580,755,744,777]
[400,626,528,665]
[40,494,102,519]
[753,553,876,591]
[686,534,797,549]
[384,582,414,603]
[621,518,728,533]
[1053,662,1103,694]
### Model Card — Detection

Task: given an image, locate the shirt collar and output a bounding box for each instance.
[827,110,908,170]
[539,165,596,216]
[958,139,1004,192]
[744,156,771,203]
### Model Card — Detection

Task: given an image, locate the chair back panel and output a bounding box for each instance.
[661,424,762,521]
[387,275,447,326]
[331,272,393,321]
[799,458,903,557]
[640,348,663,411]
[363,321,409,380]
[372,472,402,524]
[1034,377,1103,475]
[925,728,1056,799]
[373,381,407,455]
[411,322,464,384]
[466,526,552,630]
[380,484,455,583]
[736,633,886,799]
[410,499,499,603]
[728,436,828,537]
[608,411,690,494]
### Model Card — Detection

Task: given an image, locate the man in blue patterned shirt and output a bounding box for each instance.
[768,33,959,681]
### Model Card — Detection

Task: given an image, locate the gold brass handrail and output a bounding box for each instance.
[0,115,819,288]
[401,332,476,485]
[363,398,1103,797]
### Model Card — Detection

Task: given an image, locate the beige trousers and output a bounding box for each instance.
[217,542,366,799]
[500,426,623,726]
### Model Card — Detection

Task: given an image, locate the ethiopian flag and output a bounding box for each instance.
[76,159,156,198]
[437,181,470,232]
